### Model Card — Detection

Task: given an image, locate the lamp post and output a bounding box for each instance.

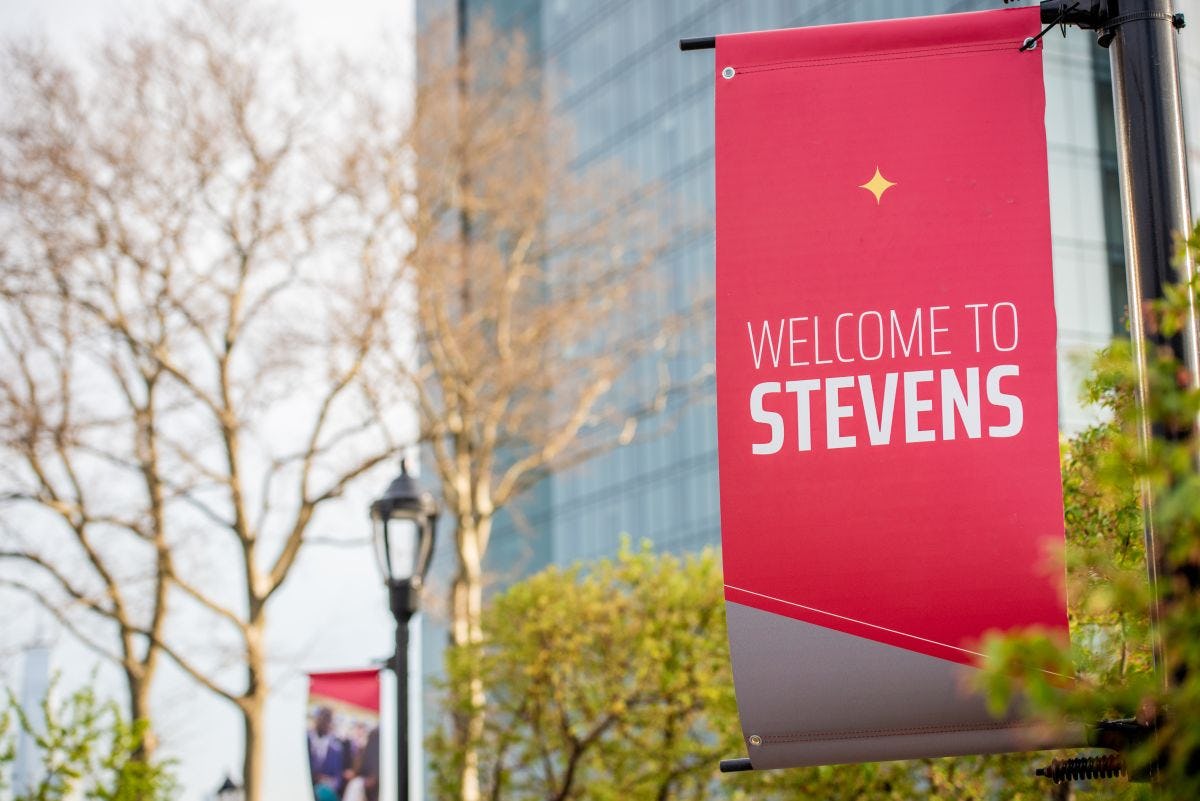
[370,459,439,801]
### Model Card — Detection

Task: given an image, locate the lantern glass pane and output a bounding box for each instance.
[383,517,420,581]
[372,514,389,581]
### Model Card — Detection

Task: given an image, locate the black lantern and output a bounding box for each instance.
[369,458,438,801]
[371,459,439,598]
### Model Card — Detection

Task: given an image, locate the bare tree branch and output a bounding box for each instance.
[0,3,412,793]
[0,578,123,665]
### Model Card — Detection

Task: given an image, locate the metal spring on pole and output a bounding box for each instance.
[1035,754,1126,784]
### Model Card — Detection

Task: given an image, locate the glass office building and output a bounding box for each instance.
[430,0,1130,574]
[415,5,1200,791]
[417,0,1148,576]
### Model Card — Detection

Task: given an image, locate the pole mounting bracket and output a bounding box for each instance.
[1019,1,1080,51]
[1005,1,1185,48]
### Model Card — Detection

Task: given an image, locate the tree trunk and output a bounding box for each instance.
[452,519,488,801]
[125,668,156,760]
[241,617,268,801]
[241,700,264,801]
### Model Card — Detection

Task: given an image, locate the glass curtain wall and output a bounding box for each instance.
[431,0,1124,571]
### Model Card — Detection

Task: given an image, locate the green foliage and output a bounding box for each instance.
[430,545,740,801]
[0,678,175,801]
[427,265,1200,797]
[426,274,1200,799]
[430,545,1122,800]
[0,706,13,797]
[982,225,1200,797]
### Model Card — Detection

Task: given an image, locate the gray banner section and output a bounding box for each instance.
[726,602,1085,769]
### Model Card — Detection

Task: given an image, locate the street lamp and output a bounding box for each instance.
[370,458,438,801]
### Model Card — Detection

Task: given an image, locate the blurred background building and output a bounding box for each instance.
[424,0,1130,580]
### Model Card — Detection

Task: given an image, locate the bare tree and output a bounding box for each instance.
[0,3,695,797]
[340,17,691,801]
[0,3,404,796]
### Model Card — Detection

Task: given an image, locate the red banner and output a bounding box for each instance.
[715,7,1078,768]
[307,669,381,801]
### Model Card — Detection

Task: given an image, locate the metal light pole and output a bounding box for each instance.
[371,460,439,801]
[1024,0,1200,776]
[1105,0,1200,684]
[1033,0,1200,686]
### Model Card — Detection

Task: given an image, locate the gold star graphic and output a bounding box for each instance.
[859,166,897,204]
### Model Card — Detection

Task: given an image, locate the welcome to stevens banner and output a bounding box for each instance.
[715,7,1081,769]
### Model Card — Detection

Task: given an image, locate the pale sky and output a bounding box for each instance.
[0,1,417,799]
